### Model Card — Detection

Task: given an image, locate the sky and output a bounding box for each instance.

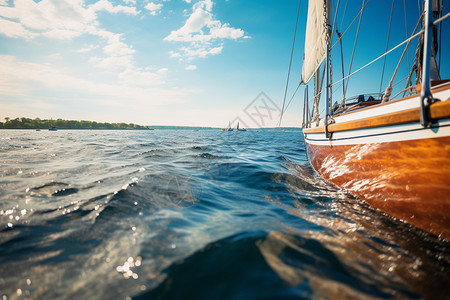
[0,0,448,128]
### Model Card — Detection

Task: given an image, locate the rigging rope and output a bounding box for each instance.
[278,0,302,127]
[284,82,302,113]
[337,0,348,108]
[331,2,450,102]
[382,19,421,102]
[330,0,341,43]
[305,0,449,116]
[339,0,349,34]
[331,0,371,51]
[342,0,366,106]
[403,0,411,72]
[379,0,395,97]
[323,28,425,95]
[403,14,424,96]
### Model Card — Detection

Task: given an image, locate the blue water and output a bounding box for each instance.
[0,129,449,299]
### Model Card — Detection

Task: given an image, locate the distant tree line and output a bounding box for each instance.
[0,117,149,130]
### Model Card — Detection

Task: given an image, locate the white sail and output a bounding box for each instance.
[301,0,330,84]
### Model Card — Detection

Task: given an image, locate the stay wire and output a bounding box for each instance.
[343,0,366,100]
[379,0,395,96]
[283,82,302,113]
[403,0,410,72]
[278,0,301,127]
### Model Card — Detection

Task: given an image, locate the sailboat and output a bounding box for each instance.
[221,121,234,131]
[236,122,247,131]
[48,118,58,131]
[226,121,234,131]
[296,0,449,239]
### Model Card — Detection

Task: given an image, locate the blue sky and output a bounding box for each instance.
[0,0,448,127]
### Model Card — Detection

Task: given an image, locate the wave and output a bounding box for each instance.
[134,230,419,300]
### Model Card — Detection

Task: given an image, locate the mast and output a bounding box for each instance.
[420,0,435,127]
[324,0,332,138]
[301,0,331,128]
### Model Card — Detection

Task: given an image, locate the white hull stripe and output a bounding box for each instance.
[305,120,450,146]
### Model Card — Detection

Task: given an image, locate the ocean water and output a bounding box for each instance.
[0,129,449,300]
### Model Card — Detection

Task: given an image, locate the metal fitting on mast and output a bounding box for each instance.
[420,0,436,127]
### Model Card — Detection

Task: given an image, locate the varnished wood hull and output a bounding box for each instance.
[303,84,450,239]
[305,136,450,239]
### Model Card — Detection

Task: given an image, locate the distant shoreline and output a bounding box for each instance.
[0,118,302,131]
[0,128,150,130]
[0,117,149,130]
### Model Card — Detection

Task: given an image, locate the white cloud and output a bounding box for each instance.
[144,2,163,16]
[185,65,196,70]
[118,68,165,86]
[157,68,169,74]
[0,0,171,90]
[102,34,135,56]
[169,51,182,58]
[43,29,83,39]
[0,0,97,32]
[89,55,134,70]
[0,0,139,40]
[0,55,180,103]
[90,0,139,15]
[0,19,36,39]
[178,44,223,59]
[45,53,62,61]
[164,0,245,60]
[74,45,98,53]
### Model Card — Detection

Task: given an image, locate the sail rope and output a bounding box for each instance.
[383,13,423,102]
[341,0,366,107]
[336,0,348,105]
[339,0,348,34]
[330,0,341,39]
[403,13,424,97]
[331,0,370,51]
[433,12,450,27]
[311,64,326,124]
[318,28,425,98]
[297,1,450,126]
[278,0,302,127]
[315,6,450,107]
[389,74,415,100]
[403,0,411,73]
[283,82,302,114]
[378,0,395,98]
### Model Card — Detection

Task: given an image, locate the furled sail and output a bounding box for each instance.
[301,0,330,84]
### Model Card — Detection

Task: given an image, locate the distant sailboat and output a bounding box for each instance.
[236,122,246,131]
[221,121,233,131]
[48,118,58,131]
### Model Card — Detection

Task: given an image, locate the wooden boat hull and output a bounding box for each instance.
[306,135,450,239]
[303,84,450,239]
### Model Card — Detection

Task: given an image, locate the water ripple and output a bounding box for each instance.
[0,129,448,299]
